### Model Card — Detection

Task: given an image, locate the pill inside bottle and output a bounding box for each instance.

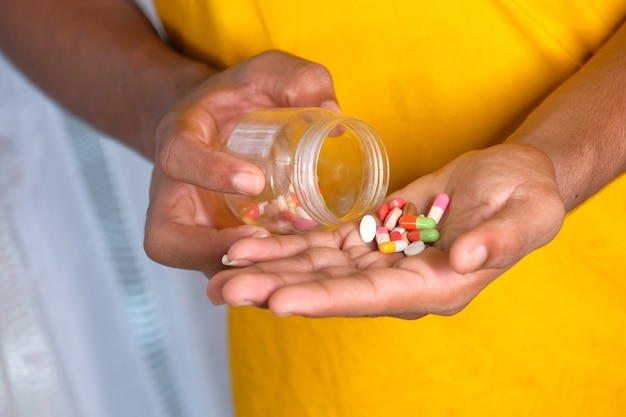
[224,108,389,234]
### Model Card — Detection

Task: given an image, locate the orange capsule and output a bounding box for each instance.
[407,228,440,243]
[399,215,436,230]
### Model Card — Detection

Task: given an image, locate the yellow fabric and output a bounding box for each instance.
[155,1,626,415]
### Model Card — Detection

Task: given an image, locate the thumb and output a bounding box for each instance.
[449,196,564,274]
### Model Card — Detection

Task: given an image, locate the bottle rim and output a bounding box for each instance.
[293,116,389,226]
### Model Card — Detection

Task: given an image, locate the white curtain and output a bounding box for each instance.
[0,24,232,417]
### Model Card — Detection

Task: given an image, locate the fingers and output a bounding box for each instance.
[144,221,269,272]
[249,50,341,113]
[208,247,495,319]
[208,247,356,306]
[157,122,265,195]
[144,170,271,272]
[154,50,344,195]
[221,224,363,265]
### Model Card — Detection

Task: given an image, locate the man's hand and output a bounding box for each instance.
[207,144,565,319]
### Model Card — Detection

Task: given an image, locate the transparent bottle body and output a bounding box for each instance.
[225,108,389,234]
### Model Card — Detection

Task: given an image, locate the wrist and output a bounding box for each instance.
[130,42,216,160]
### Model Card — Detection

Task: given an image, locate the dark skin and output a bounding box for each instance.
[2,0,625,319]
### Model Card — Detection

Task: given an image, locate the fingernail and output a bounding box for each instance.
[465,245,488,273]
[233,300,255,307]
[221,254,238,266]
[251,229,270,238]
[232,171,263,195]
[221,254,253,267]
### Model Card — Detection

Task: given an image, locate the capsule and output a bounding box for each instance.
[427,193,450,224]
[292,218,318,231]
[407,228,440,243]
[378,240,408,254]
[399,215,436,230]
[375,226,390,246]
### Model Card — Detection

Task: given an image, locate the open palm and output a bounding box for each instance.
[208,143,565,319]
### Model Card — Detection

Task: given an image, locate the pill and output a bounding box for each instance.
[389,197,405,210]
[384,207,403,230]
[407,228,440,243]
[427,193,450,224]
[378,240,408,254]
[236,201,260,219]
[276,195,289,210]
[389,226,406,241]
[359,214,378,243]
[292,218,319,231]
[399,215,436,230]
[295,206,313,220]
[257,201,268,215]
[375,226,390,245]
[281,209,296,222]
[402,202,417,217]
[377,203,390,222]
[403,240,426,256]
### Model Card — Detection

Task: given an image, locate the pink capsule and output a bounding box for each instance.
[292,218,318,231]
[375,227,390,246]
[427,193,450,224]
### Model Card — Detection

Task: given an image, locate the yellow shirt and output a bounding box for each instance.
[155,1,626,415]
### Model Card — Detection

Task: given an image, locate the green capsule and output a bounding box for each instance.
[399,215,436,230]
[407,228,440,243]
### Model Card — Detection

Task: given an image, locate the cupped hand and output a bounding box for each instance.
[143,50,341,274]
[207,144,566,319]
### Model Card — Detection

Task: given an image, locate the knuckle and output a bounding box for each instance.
[296,60,333,85]
[156,134,178,178]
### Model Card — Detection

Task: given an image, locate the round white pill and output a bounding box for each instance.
[359,214,377,243]
[403,240,426,256]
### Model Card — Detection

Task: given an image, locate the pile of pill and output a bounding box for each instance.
[359,193,450,256]
[234,190,320,234]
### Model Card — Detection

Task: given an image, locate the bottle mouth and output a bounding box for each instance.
[293,117,389,227]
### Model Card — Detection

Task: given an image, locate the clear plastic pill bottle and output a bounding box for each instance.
[224,107,389,234]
